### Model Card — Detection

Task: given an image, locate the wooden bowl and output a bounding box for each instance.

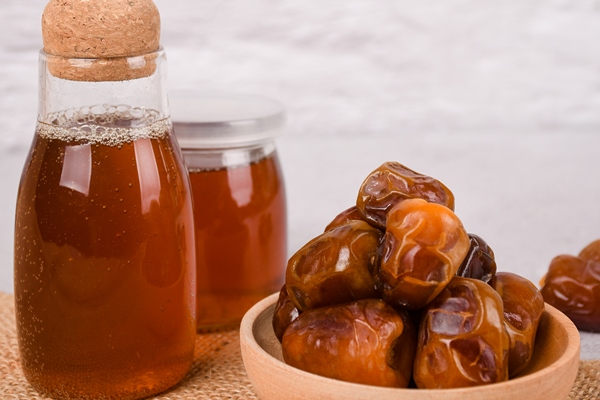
[240,293,580,400]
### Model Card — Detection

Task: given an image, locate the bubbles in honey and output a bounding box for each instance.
[38,105,169,147]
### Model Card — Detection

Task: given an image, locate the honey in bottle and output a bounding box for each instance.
[14,1,196,398]
[171,91,287,331]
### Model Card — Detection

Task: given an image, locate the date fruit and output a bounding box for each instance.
[272,285,301,342]
[414,277,509,389]
[273,161,547,390]
[540,254,600,332]
[456,234,497,286]
[494,272,545,377]
[282,299,416,388]
[324,205,369,232]
[356,162,455,229]
[579,239,600,264]
[286,220,382,311]
[376,198,470,310]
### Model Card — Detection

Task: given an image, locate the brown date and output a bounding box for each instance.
[579,239,600,264]
[494,272,544,377]
[281,299,416,388]
[324,205,370,232]
[376,198,470,310]
[456,233,497,286]
[540,254,600,332]
[356,162,455,229]
[272,285,300,342]
[286,220,382,311]
[414,277,509,389]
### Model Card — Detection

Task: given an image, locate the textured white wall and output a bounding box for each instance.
[157,0,600,136]
[3,0,600,150]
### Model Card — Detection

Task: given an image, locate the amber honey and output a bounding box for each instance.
[14,111,196,399]
[188,151,286,330]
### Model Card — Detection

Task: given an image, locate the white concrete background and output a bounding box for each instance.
[1,1,599,356]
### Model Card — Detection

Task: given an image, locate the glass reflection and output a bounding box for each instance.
[59,144,92,196]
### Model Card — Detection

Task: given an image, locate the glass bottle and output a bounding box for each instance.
[171,91,287,331]
[13,40,196,400]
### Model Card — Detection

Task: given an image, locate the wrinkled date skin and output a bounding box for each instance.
[286,221,382,311]
[494,272,544,377]
[282,299,417,388]
[540,254,600,332]
[414,277,509,389]
[356,162,455,229]
[376,198,470,310]
[324,205,370,232]
[456,234,497,286]
[579,239,600,264]
[272,285,301,342]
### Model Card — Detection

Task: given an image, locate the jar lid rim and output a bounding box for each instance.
[170,90,285,148]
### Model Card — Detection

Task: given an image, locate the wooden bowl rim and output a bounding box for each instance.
[240,292,581,396]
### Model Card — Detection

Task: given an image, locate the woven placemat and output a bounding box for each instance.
[0,292,598,400]
[0,292,256,400]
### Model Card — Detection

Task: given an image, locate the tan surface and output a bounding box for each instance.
[0,291,598,399]
[0,292,257,399]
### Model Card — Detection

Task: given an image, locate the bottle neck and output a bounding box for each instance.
[38,49,170,127]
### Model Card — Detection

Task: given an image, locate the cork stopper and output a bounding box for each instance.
[42,0,161,81]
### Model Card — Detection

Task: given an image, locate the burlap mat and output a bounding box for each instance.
[0,292,255,399]
[0,292,598,400]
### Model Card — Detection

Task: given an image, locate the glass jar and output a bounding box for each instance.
[14,49,196,399]
[171,91,287,331]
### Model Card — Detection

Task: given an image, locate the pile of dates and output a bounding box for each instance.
[272,162,545,389]
[540,240,600,332]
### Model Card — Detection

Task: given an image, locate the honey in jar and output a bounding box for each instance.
[14,2,196,398]
[172,91,287,331]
